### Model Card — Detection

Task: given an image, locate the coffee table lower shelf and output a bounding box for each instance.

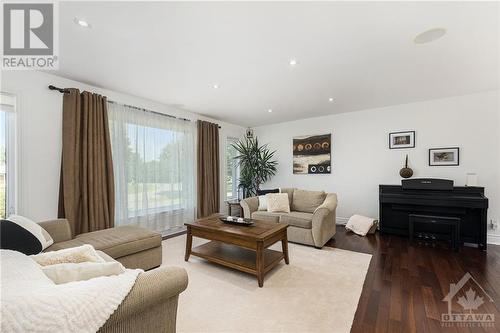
[190,241,284,277]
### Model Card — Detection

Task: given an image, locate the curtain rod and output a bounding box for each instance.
[48,85,221,128]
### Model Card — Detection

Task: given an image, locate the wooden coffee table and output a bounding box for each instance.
[184,215,289,287]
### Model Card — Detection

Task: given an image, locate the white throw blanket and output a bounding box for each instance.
[345,214,378,236]
[1,250,141,333]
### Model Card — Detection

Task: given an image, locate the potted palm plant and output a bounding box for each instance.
[231,137,278,198]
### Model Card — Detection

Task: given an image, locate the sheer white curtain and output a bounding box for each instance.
[108,102,196,235]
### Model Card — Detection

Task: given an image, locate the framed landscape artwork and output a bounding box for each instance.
[293,134,331,174]
[429,147,460,166]
[389,131,415,149]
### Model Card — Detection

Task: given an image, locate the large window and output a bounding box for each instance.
[0,93,16,219]
[108,102,196,235]
[226,137,240,200]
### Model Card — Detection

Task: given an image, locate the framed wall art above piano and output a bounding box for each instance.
[429,147,460,166]
[379,178,489,250]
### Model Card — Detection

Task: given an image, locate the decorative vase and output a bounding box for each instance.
[399,154,413,178]
[466,173,478,186]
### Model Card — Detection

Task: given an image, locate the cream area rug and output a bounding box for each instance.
[162,235,372,333]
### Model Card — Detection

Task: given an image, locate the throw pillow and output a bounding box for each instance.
[31,244,104,266]
[291,189,326,213]
[96,250,115,262]
[41,261,126,284]
[266,193,290,213]
[258,195,268,211]
[0,215,54,255]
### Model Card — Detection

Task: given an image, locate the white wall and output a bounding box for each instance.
[1,70,245,221]
[254,91,500,243]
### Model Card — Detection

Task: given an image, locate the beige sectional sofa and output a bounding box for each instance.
[35,219,187,332]
[97,255,188,333]
[241,188,337,248]
[38,219,162,270]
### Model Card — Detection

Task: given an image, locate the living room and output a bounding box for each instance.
[1,1,499,333]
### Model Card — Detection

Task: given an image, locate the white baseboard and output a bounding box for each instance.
[336,217,500,246]
[487,233,500,245]
[336,217,349,225]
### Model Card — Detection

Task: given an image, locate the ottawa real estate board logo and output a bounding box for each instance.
[2,1,58,70]
[441,272,495,328]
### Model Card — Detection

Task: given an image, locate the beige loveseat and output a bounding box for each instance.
[38,219,162,271]
[241,188,337,248]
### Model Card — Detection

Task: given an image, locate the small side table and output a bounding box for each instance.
[226,199,243,217]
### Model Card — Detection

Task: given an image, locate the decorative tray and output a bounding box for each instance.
[219,217,254,226]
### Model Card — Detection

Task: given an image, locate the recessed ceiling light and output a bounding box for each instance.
[289,59,298,66]
[328,97,334,102]
[268,109,273,113]
[74,17,91,28]
[414,28,446,44]
[213,84,219,89]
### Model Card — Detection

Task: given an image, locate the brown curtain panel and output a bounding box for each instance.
[58,89,115,235]
[197,120,220,218]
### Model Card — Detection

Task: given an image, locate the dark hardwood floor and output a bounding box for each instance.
[325,226,500,333]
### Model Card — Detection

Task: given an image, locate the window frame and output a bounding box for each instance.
[225,137,240,200]
[0,92,17,217]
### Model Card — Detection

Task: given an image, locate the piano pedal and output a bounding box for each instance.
[414,232,438,248]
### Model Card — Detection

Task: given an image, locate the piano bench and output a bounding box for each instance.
[408,214,461,251]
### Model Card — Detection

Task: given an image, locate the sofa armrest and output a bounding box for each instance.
[104,266,188,326]
[311,193,338,247]
[240,196,259,218]
[38,219,72,243]
[314,193,338,215]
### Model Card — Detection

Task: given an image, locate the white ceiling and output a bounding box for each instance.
[56,1,499,127]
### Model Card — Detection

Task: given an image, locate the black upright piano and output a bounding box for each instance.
[379,178,489,250]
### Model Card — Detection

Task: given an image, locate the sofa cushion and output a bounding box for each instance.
[281,211,313,229]
[35,246,126,284]
[291,189,326,213]
[251,211,284,223]
[47,226,161,259]
[280,188,295,206]
[32,244,104,266]
[41,261,126,284]
[96,250,115,262]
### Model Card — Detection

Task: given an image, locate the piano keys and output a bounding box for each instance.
[379,178,489,250]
